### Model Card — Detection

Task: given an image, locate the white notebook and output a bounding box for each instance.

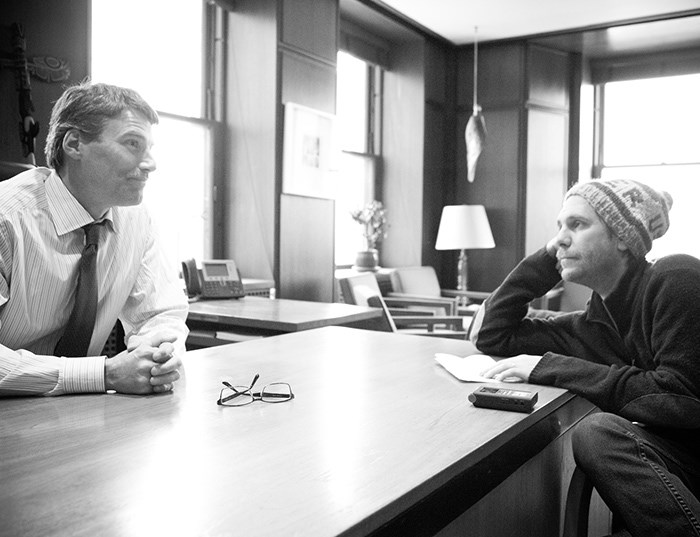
[434,352,498,383]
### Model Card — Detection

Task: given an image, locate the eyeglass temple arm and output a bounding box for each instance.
[249,373,260,390]
[252,391,293,399]
[222,373,260,394]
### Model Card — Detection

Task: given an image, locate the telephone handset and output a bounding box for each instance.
[181,258,245,299]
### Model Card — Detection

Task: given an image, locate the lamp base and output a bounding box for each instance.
[456,249,469,306]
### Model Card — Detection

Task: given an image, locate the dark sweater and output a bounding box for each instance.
[470,247,700,431]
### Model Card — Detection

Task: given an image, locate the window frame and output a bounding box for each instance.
[90,0,226,262]
[334,52,384,267]
[592,72,700,260]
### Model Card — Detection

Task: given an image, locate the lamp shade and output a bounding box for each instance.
[435,205,495,250]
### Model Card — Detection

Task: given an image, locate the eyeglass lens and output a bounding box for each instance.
[218,376,293,406]
[219,385,255,406]
[259,382,293,402]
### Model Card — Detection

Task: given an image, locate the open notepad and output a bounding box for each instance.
[434,353,499,383]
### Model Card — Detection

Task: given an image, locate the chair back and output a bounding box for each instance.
[390,266,442,297]
[0,161,34,182]
[338,273,396,332]
[366,295,398,332]
[339,273,382,305]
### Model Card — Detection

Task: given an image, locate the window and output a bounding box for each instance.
[91,0,220,269]
[597,73,700,260]
[334,51,382,266]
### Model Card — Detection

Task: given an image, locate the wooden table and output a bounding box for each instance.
[0,327,596,537]
[186,296,385,347]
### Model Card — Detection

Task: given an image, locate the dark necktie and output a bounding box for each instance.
[55,222,103,357]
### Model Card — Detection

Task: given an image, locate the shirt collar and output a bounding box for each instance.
[46,170,114,236]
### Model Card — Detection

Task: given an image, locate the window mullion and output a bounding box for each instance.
[592,83,604,179]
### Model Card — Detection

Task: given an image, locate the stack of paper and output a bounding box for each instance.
[434,353,498,382]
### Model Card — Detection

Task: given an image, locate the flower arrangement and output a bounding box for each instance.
[351,200,388,251]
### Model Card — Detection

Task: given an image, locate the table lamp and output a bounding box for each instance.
[435,204,495,292]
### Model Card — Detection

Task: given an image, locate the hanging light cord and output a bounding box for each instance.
[473,26,479,114]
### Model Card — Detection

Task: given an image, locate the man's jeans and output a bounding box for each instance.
[572,412,700,536]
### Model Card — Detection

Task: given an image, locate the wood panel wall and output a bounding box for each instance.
[381,36,425,268]
[225,0,457,301]
[225,1,574,298]
[278,0,338,301]
[279,194,335,301]
[225,1,278,283]
[225,0,338,301]
[453,42,572,292]
[422,41,457,280]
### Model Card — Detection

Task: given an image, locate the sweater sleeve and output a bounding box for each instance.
[473,250,700,429]
[470,247,578,357]
[530,259,700,429]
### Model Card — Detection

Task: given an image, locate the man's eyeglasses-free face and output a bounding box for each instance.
[217,373,294,407]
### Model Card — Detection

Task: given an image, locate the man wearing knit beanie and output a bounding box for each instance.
[469,178,700,536]
[566,179,673,259]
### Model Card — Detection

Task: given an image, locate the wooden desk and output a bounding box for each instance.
[0,327,596,537]
[186,296,385,347]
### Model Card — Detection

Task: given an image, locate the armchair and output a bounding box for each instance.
[337,273,468,339]
[385,266,565,319]
[383,266,490,317]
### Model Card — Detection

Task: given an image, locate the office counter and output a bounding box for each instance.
[0,327,596,537]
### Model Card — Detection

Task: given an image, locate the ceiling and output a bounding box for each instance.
[364,0,700,58]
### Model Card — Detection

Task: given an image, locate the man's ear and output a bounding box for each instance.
[61,129,83,161]
[616,238,629,252]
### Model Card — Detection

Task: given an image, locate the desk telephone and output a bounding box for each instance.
[182,258,245,299]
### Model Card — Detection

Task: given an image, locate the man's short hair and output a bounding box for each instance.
[45,81,159,170]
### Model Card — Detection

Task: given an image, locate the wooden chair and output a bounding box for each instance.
[338,273,468,339]
[386,265,568,318]
[562,466,595,537]
[101,320,127,357]
[382,266,490,317]
[0,160,34,181]
[562,466,614,537]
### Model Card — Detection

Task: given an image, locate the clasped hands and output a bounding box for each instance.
[105,332,182,395]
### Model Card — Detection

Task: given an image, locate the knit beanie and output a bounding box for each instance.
[565,179,673,259]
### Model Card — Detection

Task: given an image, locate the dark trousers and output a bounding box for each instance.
[572,412,700,537]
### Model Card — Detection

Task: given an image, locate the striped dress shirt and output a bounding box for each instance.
[0,167,189,396]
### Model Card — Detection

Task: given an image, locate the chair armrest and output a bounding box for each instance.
[456,304,480,317]
[385,294,457,315]
[440,289,491,303]
[393,315,465,332]
[389,307,437,317]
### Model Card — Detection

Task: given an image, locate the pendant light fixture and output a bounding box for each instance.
[465,26,486,183]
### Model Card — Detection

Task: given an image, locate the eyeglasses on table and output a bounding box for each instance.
[217,373,294,406]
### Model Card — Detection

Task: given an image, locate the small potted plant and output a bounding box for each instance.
[350,200,388,271]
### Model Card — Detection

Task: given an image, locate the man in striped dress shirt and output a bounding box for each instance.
[0,82,189,396]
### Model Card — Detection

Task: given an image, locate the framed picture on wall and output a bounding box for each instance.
[282,102,337,199]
